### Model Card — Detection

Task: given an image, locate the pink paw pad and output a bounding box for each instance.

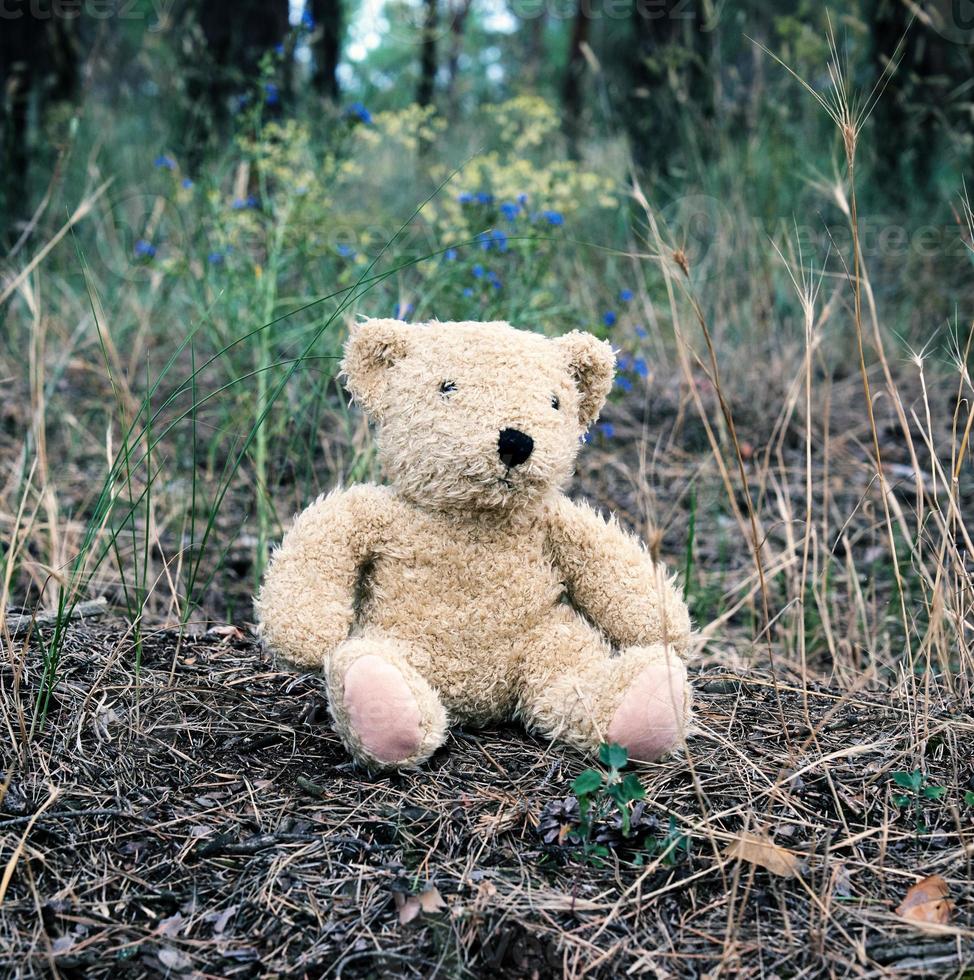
[607,660,687,762]
[343,655,424,764]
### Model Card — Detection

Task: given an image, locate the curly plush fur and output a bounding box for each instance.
[256,319,692,769]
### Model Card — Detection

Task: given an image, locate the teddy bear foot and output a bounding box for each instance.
[329,644,448,768]
[343,656,425,764]
[606,659,688,762]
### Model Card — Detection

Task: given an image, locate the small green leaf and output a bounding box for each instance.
[922,785,947,800]
[965,791,974,807]
[572,769,602,796]
[599,742,629,770]
[620,772,647,802]
[892,794,910,807]
[892,770,920,790]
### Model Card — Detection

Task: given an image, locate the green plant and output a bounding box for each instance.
[890,769,948,836]
[570,743,648,866]
[638,815,691,868]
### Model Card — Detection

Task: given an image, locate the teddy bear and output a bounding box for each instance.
[256,318,692,769]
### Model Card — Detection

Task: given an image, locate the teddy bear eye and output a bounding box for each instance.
[551,394,560,410]
[440,380,457,394]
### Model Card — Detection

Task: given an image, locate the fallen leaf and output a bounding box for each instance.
[395,886,447,925]
[417,885,447,913]
[723,830,799,878]
[896,875,952,925]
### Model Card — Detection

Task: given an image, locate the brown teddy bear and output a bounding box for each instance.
[256,318,692,769]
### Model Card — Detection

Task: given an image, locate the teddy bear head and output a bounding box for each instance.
[341,318,615,513]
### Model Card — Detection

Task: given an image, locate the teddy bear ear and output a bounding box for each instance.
[555,330,616,427]
[341,318,411,416]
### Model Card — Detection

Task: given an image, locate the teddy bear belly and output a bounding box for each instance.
[356,563,563,718]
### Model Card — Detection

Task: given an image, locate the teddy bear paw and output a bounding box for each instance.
[606,659,687,762]
[342,655,426,765]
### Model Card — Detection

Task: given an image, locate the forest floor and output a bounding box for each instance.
[1,622,972,978]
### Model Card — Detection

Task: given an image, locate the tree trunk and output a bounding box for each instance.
[311,0,343,101]
[445,0,473,120]
[180,0,290,159]
[417,0,439,107]
[626,0,680,173]
[0,13,79,238]
[525,6,547,87]
[562,0,591,157]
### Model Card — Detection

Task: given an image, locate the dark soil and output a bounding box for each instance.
[2,623,972,978]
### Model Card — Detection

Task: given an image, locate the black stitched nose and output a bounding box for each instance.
[498,428,534,467]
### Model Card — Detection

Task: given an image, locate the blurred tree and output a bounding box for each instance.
[445,0,474,119]
[624,0,714,174]
[180,0,290,149]
[868,0,974,200]
[0,11,79,237]
[417,0,439,106]
[311,0,344,101]
[562,0,592,156]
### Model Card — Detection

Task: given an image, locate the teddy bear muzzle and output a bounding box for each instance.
[497,427,534,467]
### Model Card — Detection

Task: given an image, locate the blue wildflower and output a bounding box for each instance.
[491,229,508,252]
[208,252,224,265]
[274,42,285,56]
[617,353,632,372]
[487,270,502,290]
[517,193,528,205]
[615,376,632,392]
[478,232,492,251]
[542,210,564,226]
[301,8,315,30]
[393,302,414,319]
[154,155,175,170]
[603,311,617,327]
[475,191,494,205]
[500,201,519,221]
[463,287,474,298]
[633,357,649,378]
[265,82,280,106]
[181,177,194,189]
[134,239,156,259]
[233,93,251,113]
[472,264,485,278]
[458,192,473,204]
[620,288,634,302]
[443,248,458,261]
[599,422,616,438]
[635,324,648,338]
[346,102,372,124]
[337,243,356,258]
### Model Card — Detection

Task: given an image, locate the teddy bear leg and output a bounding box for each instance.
[515,615,690,762]
[325,636,448,769]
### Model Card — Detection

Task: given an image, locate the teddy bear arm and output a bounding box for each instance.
[545,496,691,657]
[255,486,390,669]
